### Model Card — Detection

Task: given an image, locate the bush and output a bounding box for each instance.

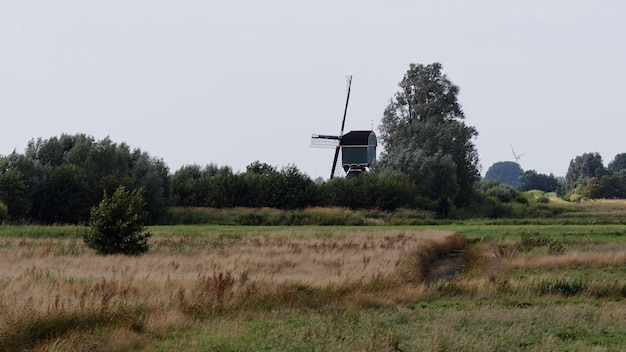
[547,240,566,254]
[536,196,550,204]
[83,186,151,255]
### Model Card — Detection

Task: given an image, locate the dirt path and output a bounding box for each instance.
[425,249,465,283]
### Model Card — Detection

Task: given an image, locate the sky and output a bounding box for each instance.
[1,1,625,180]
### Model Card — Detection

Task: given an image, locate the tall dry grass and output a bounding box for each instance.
[0,229,462,350]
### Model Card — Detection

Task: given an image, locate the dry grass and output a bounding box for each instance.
[0,229,462,351]
[479,239,626,270]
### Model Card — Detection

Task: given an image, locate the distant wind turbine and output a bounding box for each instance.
[510,143,525,164]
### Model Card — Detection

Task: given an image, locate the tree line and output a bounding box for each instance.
[0,135,426,225]
[7,62,618,225]
[0,63,484,224]
[484,151,626,202]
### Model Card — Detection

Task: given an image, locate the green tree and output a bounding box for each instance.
[478,180,520,203]
[0,169,30,220]
[608,153,626,174]
[39,165,90,224]
[3,134,171,224]
[171,164,207,206]
[484,161,523,188]
[595,171,626,199]
[318,171,417,211]
[564,152,606,192]
[276,165,317,209]
[242,161,281,207]
[518,170,559,192]
[0,201,7,222]
[83,186,151,255]
[378,63,480,208]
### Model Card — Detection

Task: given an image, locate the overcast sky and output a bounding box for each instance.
[2,1,625,179]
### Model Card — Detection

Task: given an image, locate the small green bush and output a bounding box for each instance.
[517,232,551,252]
[83,186,151,256]
[515,196,529,205]
[547,240,566,254]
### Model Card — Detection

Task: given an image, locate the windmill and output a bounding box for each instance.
[310,76,377,179]
[510,143,525,165]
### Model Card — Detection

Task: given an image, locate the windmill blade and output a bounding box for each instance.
[330,76,352,179]
[339,76,352,136]
[310,134,340,148]
[330,145,341,179]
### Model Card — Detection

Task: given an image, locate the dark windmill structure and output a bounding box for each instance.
[310,76,377,179]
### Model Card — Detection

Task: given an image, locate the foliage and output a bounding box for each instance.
[477,180,520,203]
[518,170,560,192]
[83,186,151,255]
[318,170,418,211]
[593,170,626,199]
[564,152,606,194]
[0,201,7,222]
[377,62,480,208]
[0,166,30,220]
[607,152,626,174]
[162,207,438,226]
[171,162,316,210]
[0,134,170,224]
[484,161,522,188]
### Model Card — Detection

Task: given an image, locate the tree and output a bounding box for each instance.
[0,201,7,222]
[518,170,559,192]
[378,63,480,208]
[83,186,151,255]
[564,152,606,192]
[484,161,523,188]
[2,134,171,224]
[595,171,626,199]
[0,168,30,220]
[608,153,626,174]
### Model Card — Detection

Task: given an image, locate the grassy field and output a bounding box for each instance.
[1,200,626,351]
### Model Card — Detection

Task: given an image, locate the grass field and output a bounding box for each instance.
[1,200,626,351]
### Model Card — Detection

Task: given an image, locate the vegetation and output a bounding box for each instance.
[1,205,625,350]
[83,186,151,255]
[484,161,523,188]
[0,134,170,224]
[518,170,560,192]
[560,152,626,201]
[377,62,480,212]
[4,61,626,349]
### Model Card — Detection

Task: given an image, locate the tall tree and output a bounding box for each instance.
[608,153,626,174]
[484,161,523,188]
[378,63,480,209]
[565,152,606,191]
[518,170,559,192]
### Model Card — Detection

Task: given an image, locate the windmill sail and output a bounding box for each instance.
[330,76,352,179]
[310,75,375,181]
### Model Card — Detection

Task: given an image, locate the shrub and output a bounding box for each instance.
[515,196,529,205]
[83,186,151,255]
[547,240,565,254]
[517,232,551,252]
